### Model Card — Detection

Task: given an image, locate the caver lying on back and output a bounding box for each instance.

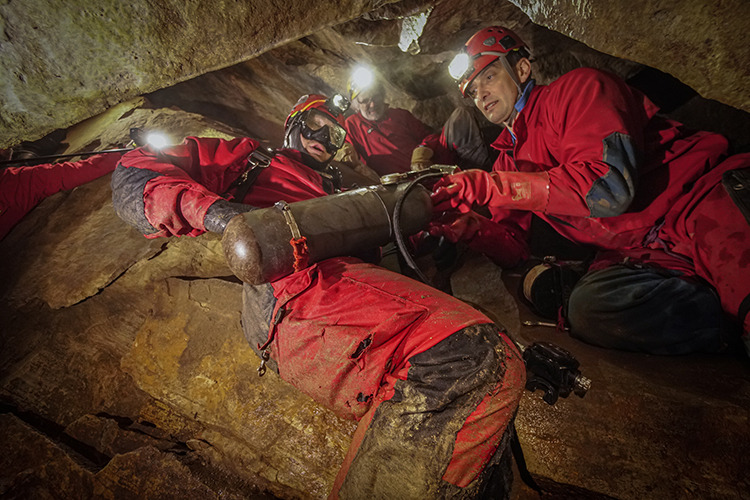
[111,93,526,499]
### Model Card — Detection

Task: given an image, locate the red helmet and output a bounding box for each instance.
[283,94,350,154]
[284,94,347,131]
[450,26,528,97]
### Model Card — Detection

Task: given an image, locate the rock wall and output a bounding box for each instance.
[0,0,399,148]
[0,106,357,499]
[508,0,750,113]
[143,0,750,151]
[2,0,749,149]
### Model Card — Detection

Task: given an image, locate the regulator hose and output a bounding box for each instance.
[392,172,445,285]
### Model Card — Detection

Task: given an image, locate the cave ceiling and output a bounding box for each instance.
[1,0,749,150]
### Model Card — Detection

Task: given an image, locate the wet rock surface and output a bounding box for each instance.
[1,107,355,499]
[510,297,750,499]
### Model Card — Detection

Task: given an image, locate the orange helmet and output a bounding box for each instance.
[283,94,349,154]
[449,26,528,97]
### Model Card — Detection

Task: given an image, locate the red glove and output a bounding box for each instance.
[428,211,529,268]
[428,211,481,243]
[431,169,550,213]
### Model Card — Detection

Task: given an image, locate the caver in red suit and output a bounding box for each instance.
[111,104,525,498]
[345,107,434,176]
[0,153,121,240]
[435,27,750,355]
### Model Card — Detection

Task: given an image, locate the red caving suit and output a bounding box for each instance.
[345,107,434,176]
[0,153,121,240]
[111,136,526,498]
[485,68,750,350]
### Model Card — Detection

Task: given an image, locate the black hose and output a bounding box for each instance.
[392,172,445,285]
[392,172,530,354]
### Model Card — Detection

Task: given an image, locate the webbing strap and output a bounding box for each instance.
[275,201,309,272]
[275,200,302,239]
[510,423,543,493]
[222,147,275,200]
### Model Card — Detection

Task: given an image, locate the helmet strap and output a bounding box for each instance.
[497,54,536,126]
[498,54,523,95]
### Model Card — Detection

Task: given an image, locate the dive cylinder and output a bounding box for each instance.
[222,183,432,284]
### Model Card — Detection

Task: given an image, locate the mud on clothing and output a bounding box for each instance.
[345,107,434,176]
[111,136,526,497]
[486,67,750,353]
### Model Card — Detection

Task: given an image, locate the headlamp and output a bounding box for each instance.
[146,132,169,150]
[448,52,471,81]
[328,94,350,114]
[129,127,170,150]
[349,66,375,99]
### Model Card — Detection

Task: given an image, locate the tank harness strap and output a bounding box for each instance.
[222,147,275,200]
[510,422,543,493]
[257,305,288,377]
[274,201,310,273]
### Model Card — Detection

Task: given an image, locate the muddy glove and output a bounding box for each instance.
[432,169,550,213]
[334,142,359,165]
[204,200,255,234]
[428,211,529,268]
[411,145,434,171]
[333,143,380,185]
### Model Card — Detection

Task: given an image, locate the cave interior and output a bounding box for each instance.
[1,0,749,498]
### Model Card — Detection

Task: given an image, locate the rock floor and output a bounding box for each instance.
[448,252,750,500]
[1,105,748,498]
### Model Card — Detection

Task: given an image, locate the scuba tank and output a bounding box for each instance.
[221,182,432,285]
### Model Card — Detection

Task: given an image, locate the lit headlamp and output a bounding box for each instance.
[448,52,472,81]
[129,127,170,150]
[348,66,375,101]
[326,94,350,115]
[449,50,520,97]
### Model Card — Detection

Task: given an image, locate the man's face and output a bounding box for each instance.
[355,89,386,121]
[466,61,519,125]
[299,111,338,163]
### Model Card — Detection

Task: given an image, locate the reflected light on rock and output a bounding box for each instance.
[398,7,433,55]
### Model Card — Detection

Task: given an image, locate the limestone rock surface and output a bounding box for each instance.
[2,74,749,500]
[2,0,749,149]
[0,106,356,499]
[0,0,398,147]
[508,0,750,113]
